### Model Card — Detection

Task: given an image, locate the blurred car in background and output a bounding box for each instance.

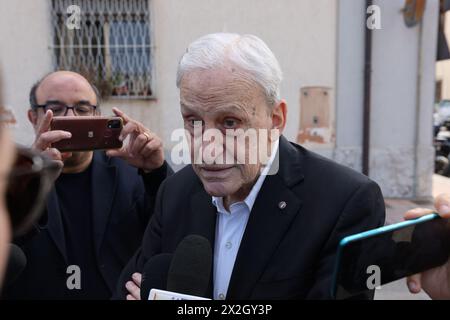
[434,100,450,176]
[434,100,450,135]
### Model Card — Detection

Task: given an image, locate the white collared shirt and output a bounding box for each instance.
[211,139,280,300]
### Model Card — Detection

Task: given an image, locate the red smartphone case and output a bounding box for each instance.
[50,116,123,152]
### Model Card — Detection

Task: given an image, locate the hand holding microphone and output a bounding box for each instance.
[125,234,212,300]
[125,253,173,300]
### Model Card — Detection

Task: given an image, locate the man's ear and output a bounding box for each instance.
[27,109,38,127]
[271,99,287,134]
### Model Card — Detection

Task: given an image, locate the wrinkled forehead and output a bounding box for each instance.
[36,74,97,105]
[179,68,266,110]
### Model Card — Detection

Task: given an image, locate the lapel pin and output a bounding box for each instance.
[278,201,287,210]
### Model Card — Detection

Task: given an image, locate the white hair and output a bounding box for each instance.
[176,33,283,106]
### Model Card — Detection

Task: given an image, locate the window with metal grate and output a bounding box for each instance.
[50,0,153,99]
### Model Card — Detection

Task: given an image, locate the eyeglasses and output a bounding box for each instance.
[6,147,60,235]
[34,102,97,117]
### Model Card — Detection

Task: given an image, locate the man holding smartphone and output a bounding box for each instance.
[404,193,450,299]
[3,71,173,299]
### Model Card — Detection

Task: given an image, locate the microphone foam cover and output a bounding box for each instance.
[167,235,212,297]
[141,253,173,300]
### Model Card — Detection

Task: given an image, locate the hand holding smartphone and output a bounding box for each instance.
[332,213,450,299]
[50,116,123,152]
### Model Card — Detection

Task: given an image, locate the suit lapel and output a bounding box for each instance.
[189,189,217,245]
[189,182,217,298]
[46,188,68,263]
[226,136,305,299]
[90,152,117,256]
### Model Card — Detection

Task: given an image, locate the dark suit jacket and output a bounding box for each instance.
[114,137,385,300]
[3,151,172,299]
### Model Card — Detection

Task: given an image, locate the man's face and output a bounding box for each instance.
[180,67,281,201]
[30,72,98,167]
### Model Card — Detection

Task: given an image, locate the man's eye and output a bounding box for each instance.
[223,119,238,128]
[47,105,65,114]
[76,107,90,114]
[188,119,203,127]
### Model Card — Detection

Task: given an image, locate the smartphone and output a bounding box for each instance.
[50,116,123,152]
[331,213,450,299]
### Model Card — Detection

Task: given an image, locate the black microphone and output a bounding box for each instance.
[141,253,172,300]
[166,234,212,297]
[4,244,27,288]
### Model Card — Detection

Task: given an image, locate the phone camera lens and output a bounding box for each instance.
[108,120,121,129]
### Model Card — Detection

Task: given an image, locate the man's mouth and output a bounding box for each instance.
[197,165,235,179]
[198,165,234,171]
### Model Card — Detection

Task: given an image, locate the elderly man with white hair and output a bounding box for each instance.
[115,33,386,300]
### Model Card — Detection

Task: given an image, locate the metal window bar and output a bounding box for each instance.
[50,0,153,99]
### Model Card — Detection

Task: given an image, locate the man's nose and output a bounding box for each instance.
[201,131,226,162]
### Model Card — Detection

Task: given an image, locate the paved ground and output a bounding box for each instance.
[373,174,450,300]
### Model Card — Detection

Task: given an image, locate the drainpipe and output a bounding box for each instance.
[413,18,424,199]
[362,0,373,176]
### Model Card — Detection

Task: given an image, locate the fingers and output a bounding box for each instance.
[41,148,64,169]
[112,107,131,125]
[111,122,156,158]
[407,273,422,294]
[125,272,142,300]
[105,148,127,158]
[128,132,163,165]
[114,110,146,142]
[33,130,72,151]
[434,194,450,218]
[130,132,152,156]
[42,148,68,168]
[126,134,137,156]
[106,111,164,170]
[119,122,139,142]
[42,147,62,161]
[125,281,140,300]
[36,110,53,136]
[112,109,147,147]
[404,207,435,220]
[33,111,72,152]
[404,194,450,221]
[141,136,163,158]
[132,272,142,287]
